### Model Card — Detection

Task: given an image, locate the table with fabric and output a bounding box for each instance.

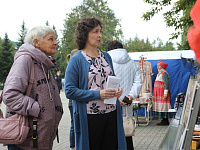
[133,97,153,126]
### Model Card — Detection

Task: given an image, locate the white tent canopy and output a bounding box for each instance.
[128,50,195,60]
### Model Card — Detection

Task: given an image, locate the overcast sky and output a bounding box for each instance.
[0,0,180,45]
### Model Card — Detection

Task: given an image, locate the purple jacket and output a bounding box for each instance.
[2,43,63,150]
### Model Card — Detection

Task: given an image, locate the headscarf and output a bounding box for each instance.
[158,60,168,69]
[187,0,200,62]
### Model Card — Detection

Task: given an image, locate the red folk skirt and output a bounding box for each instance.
[153,80,171,118]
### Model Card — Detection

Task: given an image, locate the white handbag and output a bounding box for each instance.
[123,106,135,137]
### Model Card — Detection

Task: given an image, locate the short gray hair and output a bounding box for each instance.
[24,25,55,46]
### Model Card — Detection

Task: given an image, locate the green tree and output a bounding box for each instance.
[0,38,3,64]
[142,0,196,50]
[53,25,58,40]
[51,25,64,76]
[0,33,15,83]
[17,20,27,49]
[177,26,190,50]
[123,35,176,52]
[153,37,164,51]
[163,41,176,51]
[0,37,3,52]
[144,37,153,51]
[132,37,145,52]
[124,35,153,52]
[60,0,123,73]
[46,20,49,26]
[152,38,175,51]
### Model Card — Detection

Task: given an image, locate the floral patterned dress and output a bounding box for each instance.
[81,50,116,114]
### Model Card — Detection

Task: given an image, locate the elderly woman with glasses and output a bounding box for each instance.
[2,25,63,150]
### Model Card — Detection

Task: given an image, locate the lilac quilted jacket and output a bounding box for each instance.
[2,43,63,150]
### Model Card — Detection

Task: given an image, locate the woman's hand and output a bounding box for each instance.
[128,95,133,100]
[118,98,126,106]
[100,89,117,99]
[115,87,123,98]
[100,87,122,99]
[164,94,168,99]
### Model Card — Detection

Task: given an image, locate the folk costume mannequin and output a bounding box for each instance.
[153,60,171,126]
[135,57,153,96]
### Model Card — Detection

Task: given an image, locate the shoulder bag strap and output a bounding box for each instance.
[26,58,34,96]
[125,106,128,117]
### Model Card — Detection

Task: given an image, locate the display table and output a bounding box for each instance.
[133,97,153,126]
[168,108,177,118]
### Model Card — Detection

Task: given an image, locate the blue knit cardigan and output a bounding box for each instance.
[64,50,127,150]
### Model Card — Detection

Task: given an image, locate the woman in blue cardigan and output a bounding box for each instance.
[64,17,127,150]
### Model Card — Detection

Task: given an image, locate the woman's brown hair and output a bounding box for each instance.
[75,17,103,50]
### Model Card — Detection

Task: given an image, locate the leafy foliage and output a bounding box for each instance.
[123,35,175,52]
[60,0,123,76]
[142,0,196,50]
[0,0,180,83]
